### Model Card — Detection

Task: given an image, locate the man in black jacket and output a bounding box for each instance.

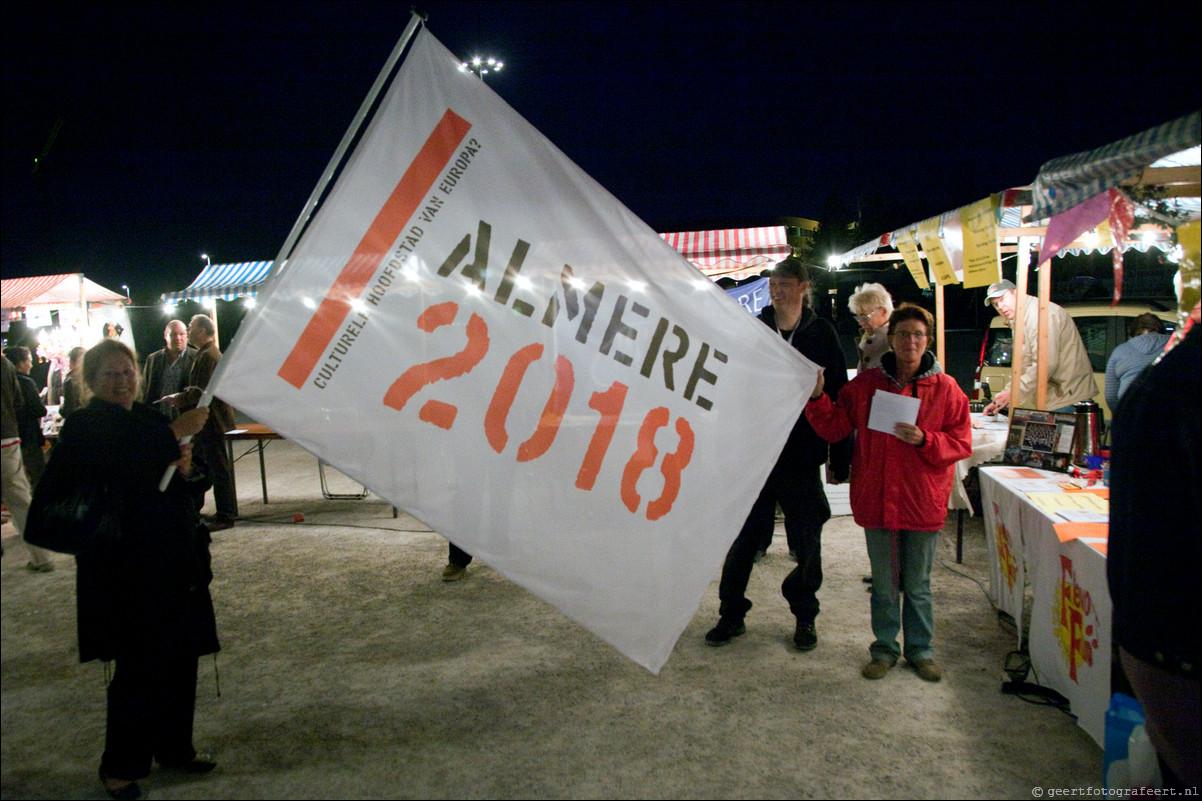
[705,258,852,651]
[4,346,47,487]
[1108,306,1199,790]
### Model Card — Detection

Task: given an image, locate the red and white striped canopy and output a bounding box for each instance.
[1,274,126,310]
[660,226,792,280]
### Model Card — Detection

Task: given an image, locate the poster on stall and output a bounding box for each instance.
[893,228,930,289]
[1002,408,1077,472]
[917,218,958,286]
[960,195,1001,288]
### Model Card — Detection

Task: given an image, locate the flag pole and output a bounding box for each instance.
[159,9,427,492]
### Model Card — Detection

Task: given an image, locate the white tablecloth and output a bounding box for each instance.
[980,465,1111,749]
[949,416,1008,511]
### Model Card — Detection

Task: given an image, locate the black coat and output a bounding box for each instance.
[15,372,47,446]
[757,305,852,476]
[1107,325,1200,677]
[38,399,220,663]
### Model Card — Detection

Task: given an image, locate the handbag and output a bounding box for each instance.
[24,478,123,555]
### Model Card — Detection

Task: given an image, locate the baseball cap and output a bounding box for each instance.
[984,279,1016,306]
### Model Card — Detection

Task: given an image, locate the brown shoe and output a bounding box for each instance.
[861,659,893,680]
[912,659,942,682]
[441,563,467,582]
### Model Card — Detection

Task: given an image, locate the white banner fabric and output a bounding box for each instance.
[211,29,814,673]
[981,469,1026,647]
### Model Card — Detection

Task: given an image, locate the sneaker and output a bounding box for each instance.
[861,658,893,680]
[441,563,467,582]
[704,617,746,646]
[911,658,943,682]
[793,621,817,651]
[26,561,54,573]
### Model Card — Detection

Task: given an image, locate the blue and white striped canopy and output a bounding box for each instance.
[1026,110,1200,222]
[161,260,274,302]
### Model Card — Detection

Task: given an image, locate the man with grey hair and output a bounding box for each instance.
[169,314,237,530]
[848,282,894,374]
[140,319,196,420]
[982,280,1096,415]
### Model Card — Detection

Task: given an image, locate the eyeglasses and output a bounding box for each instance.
[855,309,881,323]
[892,330,929,341]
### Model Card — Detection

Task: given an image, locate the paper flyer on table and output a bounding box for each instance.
[1025,492,1109,515]
[1057,509,1109,524]
[867,389,919,434]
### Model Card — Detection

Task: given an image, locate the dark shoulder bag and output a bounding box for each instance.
[24,477,123,556]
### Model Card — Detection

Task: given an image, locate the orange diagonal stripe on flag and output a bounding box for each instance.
[278,109,473,389]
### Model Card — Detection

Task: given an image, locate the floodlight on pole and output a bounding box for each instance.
[459,55,504,81]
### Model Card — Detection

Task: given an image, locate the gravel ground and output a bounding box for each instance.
[2,437,1100,799]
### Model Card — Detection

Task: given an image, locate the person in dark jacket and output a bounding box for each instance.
[1107,307,1199,790]
[5,346,48,486]
[166,314,237,530]
[35,339,219,800]
[704,258,852,651]
[2,354,55,571]
[59,346,86,419]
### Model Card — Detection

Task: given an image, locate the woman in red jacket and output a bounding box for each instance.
[806,304,971,682]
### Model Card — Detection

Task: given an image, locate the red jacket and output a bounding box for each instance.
[805,353,971,532]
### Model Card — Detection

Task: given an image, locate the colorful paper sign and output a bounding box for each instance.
[916,218,958,286]
[893,229,930,289]
[960,196,1001,288]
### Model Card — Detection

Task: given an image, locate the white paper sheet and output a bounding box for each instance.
[867,389,919,435]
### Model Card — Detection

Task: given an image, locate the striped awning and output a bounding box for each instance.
[1,274,126,309]
[1027,110,1201,222]
[161,260,274,302]
[660,226,792,280]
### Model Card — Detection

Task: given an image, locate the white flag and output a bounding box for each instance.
[214,28,815,672]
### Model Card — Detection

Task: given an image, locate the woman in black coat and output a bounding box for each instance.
[37,339,219,800]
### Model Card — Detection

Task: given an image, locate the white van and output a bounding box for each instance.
[974,302,1177,421]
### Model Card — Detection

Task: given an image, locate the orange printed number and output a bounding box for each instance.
[620,407,695,521]
[484,343,575,460]
[575,381,628,491]
[382,302,490,428]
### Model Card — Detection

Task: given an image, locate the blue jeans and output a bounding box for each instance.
[864,528,937,664]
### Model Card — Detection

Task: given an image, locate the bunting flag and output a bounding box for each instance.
[209,28,814,673]
[1035,190,1111,267]
[1107,191,1135,305]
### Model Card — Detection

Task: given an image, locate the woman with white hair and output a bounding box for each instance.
[848,282,894,374]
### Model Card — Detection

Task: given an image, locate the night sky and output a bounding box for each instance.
[3,1,1197,305]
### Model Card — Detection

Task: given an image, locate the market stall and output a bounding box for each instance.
[160,259,274,342]
[825,111,1200,752]
[828,111,1200,400]
[2,273,133,394]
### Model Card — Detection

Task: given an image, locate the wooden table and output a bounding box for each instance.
[225,424,282,504]
[225,424,394,515]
